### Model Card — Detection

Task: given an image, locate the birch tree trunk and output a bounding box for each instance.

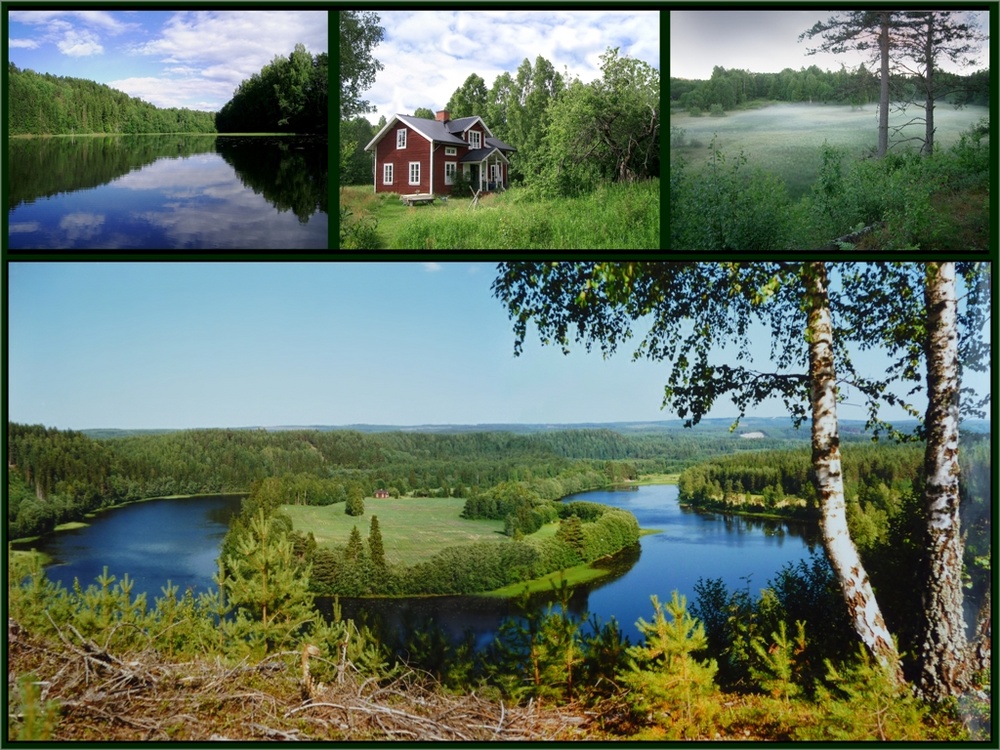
[917,261,968,700]
[803,262,901,677]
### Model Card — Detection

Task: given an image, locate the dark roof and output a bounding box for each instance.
[445,116,481,134]
[395,114,467,146]
[364,113,516,152]
[486,136,516,153]
[460,147,510,164]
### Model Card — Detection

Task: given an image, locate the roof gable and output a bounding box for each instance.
[366,113,475,151]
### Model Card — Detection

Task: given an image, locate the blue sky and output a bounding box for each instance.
[6,263,990,432]
[360,10,660,126]
[671,10,990,80]
[7,9,328,111]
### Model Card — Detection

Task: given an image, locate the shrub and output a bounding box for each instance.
[796,647,938,741]
[620,592,721,739]
[671,138,790,250]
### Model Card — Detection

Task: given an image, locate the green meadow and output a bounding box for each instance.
[339,179,660,250]
[671,102,989,200]
[282,496,506,568]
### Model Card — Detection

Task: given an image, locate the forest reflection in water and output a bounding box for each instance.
[7,134,327,249]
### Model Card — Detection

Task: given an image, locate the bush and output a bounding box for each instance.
[670,138,790,250]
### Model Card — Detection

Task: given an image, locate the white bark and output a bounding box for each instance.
[918,261,969,700]
[803,263,901,677]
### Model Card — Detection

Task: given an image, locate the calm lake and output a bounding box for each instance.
[23,485,821,645]
[24,494,244,597]
[7,135,328,249]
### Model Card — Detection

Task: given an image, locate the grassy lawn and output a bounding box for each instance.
[339,180,660,249]
[631,473,679,486]
[282,497,506,568]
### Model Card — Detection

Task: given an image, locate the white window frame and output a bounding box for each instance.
[445,146,457,156]
[469,130,481,149]
[382,163,393,185]
[408,161,421,186]
[444,162,457,185]
[396,129,407,149]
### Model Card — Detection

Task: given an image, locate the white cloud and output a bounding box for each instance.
[125,10,327,110]
[365,10,659,125]
[58,212,105,243]
[58,29,104,57]
[9,38,40,49]
[423,262,443,272]
[107,75,233,111]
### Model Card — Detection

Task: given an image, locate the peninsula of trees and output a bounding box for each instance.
[7,63,216,135]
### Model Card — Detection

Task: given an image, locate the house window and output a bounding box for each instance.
[469,130,481,149]
[444,162,457,185]
[445,146,457,156]
[382,163,393,185]
[409,161,421,185]
[396,129,407,149]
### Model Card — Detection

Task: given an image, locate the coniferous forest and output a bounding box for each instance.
[7,63,217,135]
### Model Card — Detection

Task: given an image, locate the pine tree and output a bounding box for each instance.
[620,592,720,739]
[223,508,315,653]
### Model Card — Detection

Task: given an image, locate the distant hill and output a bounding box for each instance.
[82,417,990,440]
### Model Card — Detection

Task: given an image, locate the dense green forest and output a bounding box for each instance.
[671,64,989,114]
[6,421,810,541]
[215,44,327,134]
[7,63,217,135]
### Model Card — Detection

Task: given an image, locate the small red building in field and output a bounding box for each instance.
[374,489,390,499]
[364,109,516,196]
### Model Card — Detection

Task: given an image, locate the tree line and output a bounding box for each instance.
[7,63,217,135]
[671,63,989,114]
[215,44,327,134]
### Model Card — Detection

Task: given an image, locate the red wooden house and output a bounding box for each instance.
[364,109,516,196]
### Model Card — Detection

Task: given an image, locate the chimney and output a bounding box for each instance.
[435,109,450,123]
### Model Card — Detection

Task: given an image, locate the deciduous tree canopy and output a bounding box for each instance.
[215,45,328,134]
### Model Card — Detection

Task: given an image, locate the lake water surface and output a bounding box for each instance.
[24,494,243,598]
[23,486,822,644]
[7,135,328,249]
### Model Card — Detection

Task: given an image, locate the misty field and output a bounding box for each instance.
[671,103,989,200]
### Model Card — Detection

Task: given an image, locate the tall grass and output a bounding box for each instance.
[339,180,660,249]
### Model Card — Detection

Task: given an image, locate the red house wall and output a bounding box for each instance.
[374,122,431,194]
[431,144,467,195]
